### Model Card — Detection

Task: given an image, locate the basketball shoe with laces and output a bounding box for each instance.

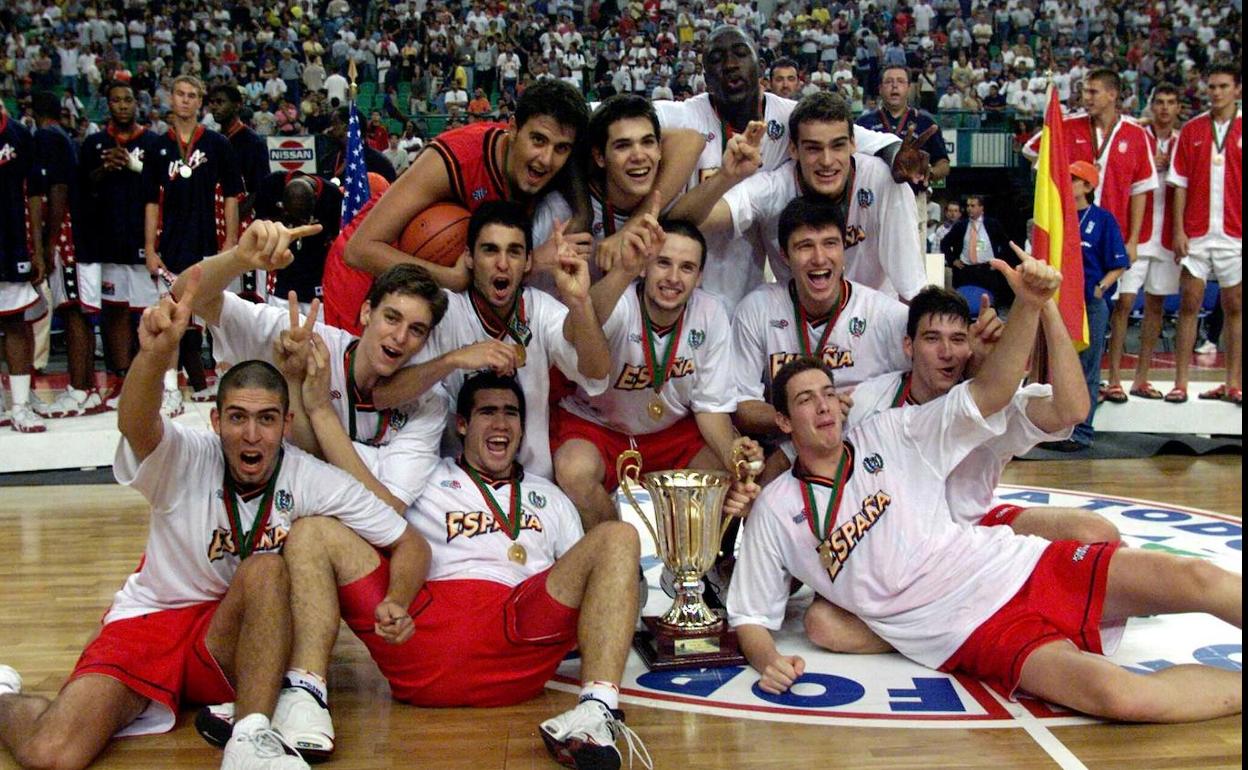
[540,698,652,770]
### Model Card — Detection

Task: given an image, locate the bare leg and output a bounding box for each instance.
[179,328,208,391]
[1018,640,1241,722]
[0,318,34,375]
[203,553,292,719]
[1221,283,1241,390]
[1011,507,1120,543]
[554,439,618,530]
[686,444,726,470]
[1101,547,1241,627]
[803,597,893,654]
[0,675,146,770]
[61,307,94,391]
[1131,293,1166,389]
[101,305,134,374]
[1173,270,1205,393]
[545,521,640,685]
[1106,293,1134,389]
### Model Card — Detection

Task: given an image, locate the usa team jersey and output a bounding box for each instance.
[78,126,161,265]
[427,122,510,209]
[253,171,343,302]
[210,293,448,505]
[1139,127,1177,256]
[732,279,909,406]
[0,115,36,283]
[727,383,1062,668]
[723,154,925,300]
[224,122,269,205]
[1024,114,1157,234]
[143,127,243,271]
[406,456,583,587]
[559,285,735,435]
[847,372,1071,523]
[1169,110,1242,248]
[110,417,408,624]
[415,287,608,479]
[32,124,81,262]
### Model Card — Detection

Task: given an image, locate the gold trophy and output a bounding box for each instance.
[617,449,754,670]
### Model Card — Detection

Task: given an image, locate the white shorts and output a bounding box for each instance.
[48,257,102,312]
[100,264,160,309]
[1119,251,1181,297]
[1182,245,1242,288]
[0,281,47,320]
[228,270,268,302]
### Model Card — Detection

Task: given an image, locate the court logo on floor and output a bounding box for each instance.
[551,484,1242,727]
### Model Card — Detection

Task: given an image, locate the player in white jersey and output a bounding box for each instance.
[370,201,611,480]
[725,256,1242,723]
[0,257,424,770]
[175,237,451,510]
[551,220,758,529]
[670,91,926,300]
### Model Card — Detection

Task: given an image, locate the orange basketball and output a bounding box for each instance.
[397,202,470,267]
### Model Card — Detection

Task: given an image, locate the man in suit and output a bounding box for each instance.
[941,194,1016,307]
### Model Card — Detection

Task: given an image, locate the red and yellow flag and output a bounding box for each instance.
[1031,88,1088,350]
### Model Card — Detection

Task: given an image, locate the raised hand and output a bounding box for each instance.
[235,219,323,272]
[993,241,1062,308]
[449,339,520,376]
[596,189,664,273]
[139,264,202,359]
[968,293,1004,367]
[890,124,938,187]
[551,219,593,303]
[720,120,765,184]
[300,333,334,416]
[273,292,322,382]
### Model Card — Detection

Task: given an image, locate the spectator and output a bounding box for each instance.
[942,194,1016,308]
[938,84,964,111]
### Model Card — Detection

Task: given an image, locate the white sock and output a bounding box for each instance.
[578,680,619,711]
[283,668,328,705]
[10,375,31,406]
[163,370,179,390]
[233,712,271,736]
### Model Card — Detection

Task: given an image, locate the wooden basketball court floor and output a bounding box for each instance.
[0,455,1240,770]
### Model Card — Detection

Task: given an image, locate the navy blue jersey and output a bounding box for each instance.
[254,171,343,303]
[33,124,81,256]
[856,107,950,165]
[143,126,243,272]
[78,126,162,265]
[224,122,270,201]
[0,116,36,283]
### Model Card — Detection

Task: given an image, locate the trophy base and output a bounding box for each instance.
[633,614,748,671]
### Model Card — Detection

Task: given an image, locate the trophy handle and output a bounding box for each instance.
[615,449,661,547]
[720,444,760,547]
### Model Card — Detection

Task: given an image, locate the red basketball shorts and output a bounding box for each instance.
[338,558,579,707]
[939,540,1123,699]
[550,407,707,491]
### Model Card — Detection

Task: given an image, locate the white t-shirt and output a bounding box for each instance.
[560,285,735,434]
[727,383,1097,668]
[414,288,608,479]
[407,457,583,587]
[722,154,926,300]
[210,293,448,505]
[110,418,407,624]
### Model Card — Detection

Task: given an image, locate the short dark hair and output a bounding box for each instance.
[468,200,533,253]
[456,371,527,430]
[965,194,985,207]
[770,57,800,77]
[1150,83,1181,101]
[364,264,449,327]
[658,219,708,269]
[778,196,846,258]
[32,91,59,120]
[1207,62,1241,85]
[207,83,242,103]
[1085,68,1121,94]
[771,356,836,417]
[788,90,854,144]
[515,78,589,137]
[882,64,911,83]
[104,80,133,99]
[218,360,289,413]
[905,286,971,339]
[587,94,661,156]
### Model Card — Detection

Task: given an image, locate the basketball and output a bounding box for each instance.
[397,202,470,267]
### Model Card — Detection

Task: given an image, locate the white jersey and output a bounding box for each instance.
[726,383,1089,668]
[528,188,630,295]
[407,457,584,587]
[848,373,1072,523]
[723,154,926,300]
[732,279,909,406]
[110,417,407,624]
[415,287,608,479]
[560,285,735,434]
[1140,131,1177,258]
[209,293,448,505]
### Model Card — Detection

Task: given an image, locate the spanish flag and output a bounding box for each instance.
[1031,88,1088,350]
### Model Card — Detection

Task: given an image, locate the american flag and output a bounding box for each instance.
[340,101,370,227]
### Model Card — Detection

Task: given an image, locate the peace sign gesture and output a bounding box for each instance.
[139,265,202,361]
[889,123,939,187]
[273,292,323,382]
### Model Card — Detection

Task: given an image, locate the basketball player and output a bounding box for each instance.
[670,91,927,300]
[143,75,244,413]
[208,84,271,302]
[77,81,163,408]
[0,253,424,769]
[726,256,1243,723]
[1170,64,1242,406]
[551,219,761,529]
[252,171,343,314]
[369,201,610,481]
[0,104,46,433]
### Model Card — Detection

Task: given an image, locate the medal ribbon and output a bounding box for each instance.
[344,340,394,446]
[471,288,531,347]
[222,449,285,560]
[878,107,911,136]
[788,279,848,357]
[169,124,204,167]
[800,447,852,545]
[1089,116,1120,167]
[890,371,913,408]
[638,286,686,394]
[463,463,522,542]
[1211,118,1231,156]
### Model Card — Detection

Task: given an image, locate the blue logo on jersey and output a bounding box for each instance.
[441,479,463,490]
[688,329,706,349]
[276,490,294,511]
[848,317,867,338]
[472,187,488,201]
[767,119,784,140]
[528,490,547,509]
[857,189,874,208]
[390,411,408,430]
[863,453,884,474]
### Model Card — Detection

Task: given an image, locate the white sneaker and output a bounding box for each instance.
[161,387,185,418]
[34,387,107,419]
[0,664,22,695]
[221,726,308,770]
[1195,340,1219,355]
[192,381,219,403]
[273,687,334,762]
[540,699,652,770]
[10,404,46,433]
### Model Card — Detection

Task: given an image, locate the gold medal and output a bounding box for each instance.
[507,542,527,565]
[648,397,665,420]
[513,342,527,367]
[1213,153,1225,166]
[817,541,835,571]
